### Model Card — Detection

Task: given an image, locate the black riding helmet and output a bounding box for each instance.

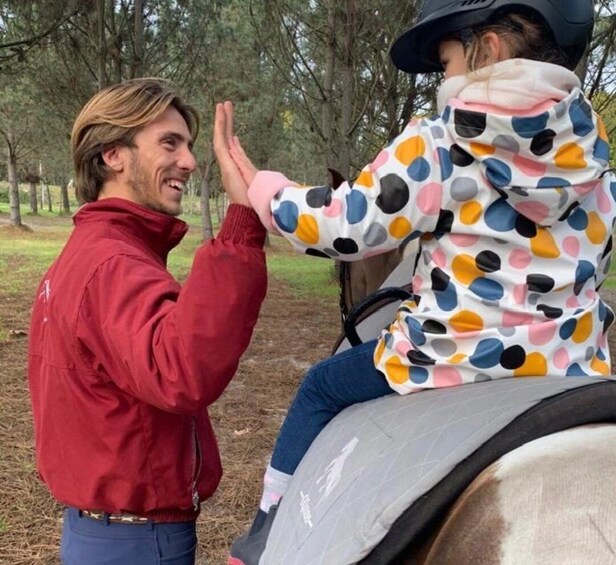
[390,0,594,73]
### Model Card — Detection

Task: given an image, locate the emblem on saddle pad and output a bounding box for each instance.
[300,436,360,529]
[317,437,359,497]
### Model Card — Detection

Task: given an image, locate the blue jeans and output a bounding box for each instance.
[271,340,394,475]
[61,507,197,564]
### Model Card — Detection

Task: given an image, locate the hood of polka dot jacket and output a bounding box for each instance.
[248,59,616,393]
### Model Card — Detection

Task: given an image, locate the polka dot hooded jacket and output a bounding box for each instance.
[248,59,616,394]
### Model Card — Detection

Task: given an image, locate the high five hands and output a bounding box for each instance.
[213,101,259,207]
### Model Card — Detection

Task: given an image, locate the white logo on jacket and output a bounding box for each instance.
[39,280,51,322]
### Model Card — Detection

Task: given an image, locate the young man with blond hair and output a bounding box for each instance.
[28,78,267,564]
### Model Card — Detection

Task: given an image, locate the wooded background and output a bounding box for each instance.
[1,0,616,237]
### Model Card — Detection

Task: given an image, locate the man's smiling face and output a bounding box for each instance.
[122,106,196,216]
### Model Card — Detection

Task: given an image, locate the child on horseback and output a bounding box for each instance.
[213,1,613,563]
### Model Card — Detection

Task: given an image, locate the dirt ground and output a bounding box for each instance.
[1,225,616,564]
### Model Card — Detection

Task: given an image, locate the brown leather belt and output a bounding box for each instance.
[79,509,150,524]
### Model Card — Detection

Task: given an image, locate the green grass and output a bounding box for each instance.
[266,246,339,298]
[0,229,71,296]
[5,204,613,298]
[601,272,616,289]
[167,226,204,281]
[166,224,339,299]
[0,210,340,301]
[0,182,80,213]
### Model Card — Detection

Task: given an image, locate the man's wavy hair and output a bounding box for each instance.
[71,78,200,204]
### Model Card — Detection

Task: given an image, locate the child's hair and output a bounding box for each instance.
[463,10,570,72]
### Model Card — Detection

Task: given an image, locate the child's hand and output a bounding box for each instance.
[229,132,259,187]
[213,101,251,207]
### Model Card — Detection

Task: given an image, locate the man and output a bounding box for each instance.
[27,78,267,564]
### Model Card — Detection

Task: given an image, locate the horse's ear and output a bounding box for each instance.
[327,168,346,189]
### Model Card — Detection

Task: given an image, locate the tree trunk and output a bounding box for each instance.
[109,0,122,82]
[214,189,220,224]
[214,185,226,225]
[29,180,38,215]
[45,184,52,212]
[220,191,227,223]
[7,148,22,227]
[133,0,144,78]
[60,180,70,214]
[339,0,356,179]
[186,181,196,216]
[97,0,107,89]
[200,161,214,240]
[322,0,337,173]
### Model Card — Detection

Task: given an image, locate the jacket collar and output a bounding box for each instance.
[73,197,188,259]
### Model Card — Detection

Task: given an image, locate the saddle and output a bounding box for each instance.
[261,377,616,564]
[261,254,616,564]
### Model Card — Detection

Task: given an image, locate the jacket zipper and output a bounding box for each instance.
[191,417,202,511]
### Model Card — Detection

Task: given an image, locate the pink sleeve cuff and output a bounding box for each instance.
[247,171,298,233]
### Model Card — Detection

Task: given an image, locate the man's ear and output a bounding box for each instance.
[101,145,126,173]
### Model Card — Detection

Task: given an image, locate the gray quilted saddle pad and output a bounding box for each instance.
[261,376,616,564]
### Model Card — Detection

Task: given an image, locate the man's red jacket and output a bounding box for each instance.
[28,198,267,522]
